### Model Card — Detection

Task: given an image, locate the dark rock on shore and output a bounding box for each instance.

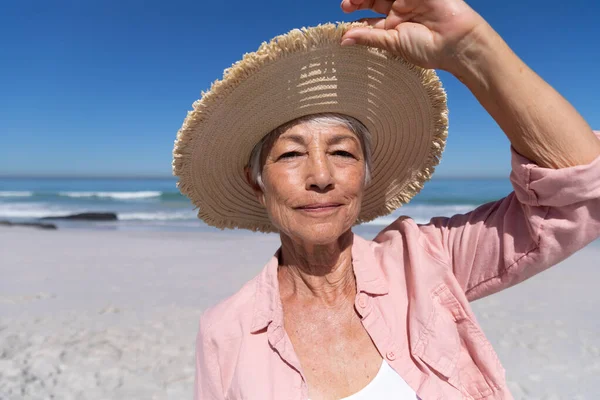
[0,220,58,230]
[40,212,118,221]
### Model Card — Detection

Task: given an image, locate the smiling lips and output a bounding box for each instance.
[295,203,343,213]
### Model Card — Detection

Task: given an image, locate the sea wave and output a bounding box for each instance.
[118,211,195,221]
[58,191,163,200]
[0,206,72,219]
[0,191,34,198]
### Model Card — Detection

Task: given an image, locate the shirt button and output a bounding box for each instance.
[386,351,396,361]
[357,293,368,308]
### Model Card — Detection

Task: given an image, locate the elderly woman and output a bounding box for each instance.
[173,0,600,399]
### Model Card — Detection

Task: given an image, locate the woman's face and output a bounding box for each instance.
[256,122,366,245]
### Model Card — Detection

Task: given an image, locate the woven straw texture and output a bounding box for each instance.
[173,22,448,233]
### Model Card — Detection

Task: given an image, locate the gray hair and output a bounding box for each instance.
[247,113,373,190]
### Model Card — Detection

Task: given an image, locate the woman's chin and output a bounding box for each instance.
[281,222,354,246]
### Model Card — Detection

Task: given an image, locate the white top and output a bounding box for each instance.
[311,360,419,400]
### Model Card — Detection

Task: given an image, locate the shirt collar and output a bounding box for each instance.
[351,234,390,296]
[250,233,390,334]
[250,249,282,334]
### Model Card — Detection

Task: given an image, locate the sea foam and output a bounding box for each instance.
[58,191,162,200]
[0,191,34,198]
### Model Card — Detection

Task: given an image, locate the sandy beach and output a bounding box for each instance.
[0,226,598,399]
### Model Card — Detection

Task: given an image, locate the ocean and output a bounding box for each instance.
[0,177,514,234]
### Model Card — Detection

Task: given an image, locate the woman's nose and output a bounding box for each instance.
[305,153,334,192]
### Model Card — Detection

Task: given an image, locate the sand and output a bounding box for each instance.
[0,227,598,399]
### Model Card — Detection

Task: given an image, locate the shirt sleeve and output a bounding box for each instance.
[195,314,225,400]
[417,131,600,301]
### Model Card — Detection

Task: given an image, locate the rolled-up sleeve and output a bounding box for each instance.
[419,131,600,301]
[195,315,225,400]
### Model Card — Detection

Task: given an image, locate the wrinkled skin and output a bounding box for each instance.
[252,122,366,249]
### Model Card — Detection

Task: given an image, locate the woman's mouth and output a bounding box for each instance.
[295,203,343,213]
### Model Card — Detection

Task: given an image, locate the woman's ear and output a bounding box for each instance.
[244,166,265,206]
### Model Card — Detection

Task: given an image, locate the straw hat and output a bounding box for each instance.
[173,22,448,233]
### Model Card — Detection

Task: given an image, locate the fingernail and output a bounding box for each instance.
[341,38,356,46]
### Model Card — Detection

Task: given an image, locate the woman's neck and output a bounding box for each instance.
[278,230,356,304]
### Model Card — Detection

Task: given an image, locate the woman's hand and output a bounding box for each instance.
[340,0,488,73]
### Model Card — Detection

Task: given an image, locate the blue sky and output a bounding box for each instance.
[1,0,598,178]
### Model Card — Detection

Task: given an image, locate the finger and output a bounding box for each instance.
[341,0,394,15]
[351,6,417,29]
[341,27,397,51]
[358,13,414,30]
[355,17,386,29]
[341,0,373,13]
[384,9,416,29]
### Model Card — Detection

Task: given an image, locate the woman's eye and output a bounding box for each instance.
[278,151,302,160]
[332,150,355,158]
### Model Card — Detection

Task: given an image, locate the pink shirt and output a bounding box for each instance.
[195,134,600,400]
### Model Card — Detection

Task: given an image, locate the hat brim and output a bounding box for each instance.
[173,22,448,233]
